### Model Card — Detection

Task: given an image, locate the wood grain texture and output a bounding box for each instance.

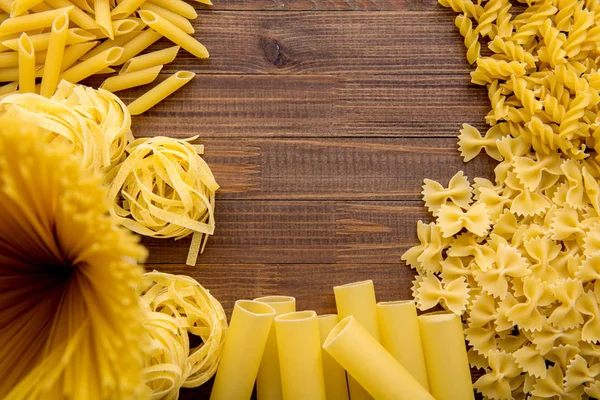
[201,138,496,199]
[119,74,488,137]
[142,11,471,75]
[198,0,437,11]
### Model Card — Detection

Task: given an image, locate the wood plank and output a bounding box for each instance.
[122,75,488,137]
[144,200,436,264]
[199,137,496,199]
[144,11,470,75]
[199,0,437,11]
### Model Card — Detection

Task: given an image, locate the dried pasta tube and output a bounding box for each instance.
[3,28,96,51]
[148,0,197,19]
[376,301,429,391]
[60,41,97,70]
[40,13,68,97]
[127,70,194,115]
[210,300,276,400]
[80,31,137,60]
[94,0,113,39]
[254,296,296,400]
[111,0,148,19]
[323,316,434,400]
[334,280,380,400]
[60,46,123,83]
[10,0,44,16]
[99,65,162,92]
[275,311,326,400]
[139,10,209,59]
[17,33,34,93]
[140,3,194,34]
[114,28,162,65]
[120,45,179,73]
[418,313,474,400]
[44,0,100,30]
[0,6,72,35]
[318,314,349,400]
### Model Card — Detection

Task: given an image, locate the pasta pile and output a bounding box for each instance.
[403,0,600,398]
[139,271,227,400]
[0,113,149,399]
[0,0,206,113]
[108,135,219,266]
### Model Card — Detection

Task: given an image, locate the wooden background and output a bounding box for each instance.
[122,0,498,397]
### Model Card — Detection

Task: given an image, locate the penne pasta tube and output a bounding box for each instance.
[0,50,47,68]
[318,314,349,400]
[10,0,44,16]
[334,280,380,400]
[148,0,196,19]
[376,301,430,391]
[0,7,72,35]
[80,31,136,60]
[120,45,179,73]
[254,295,296,400]
[114,28,161,65]
[275,311,326,400]
[111,0,147,19]
[94,0,113,39]
[140,3,194,34]
[323,316,434,400]
[127,70,194,115]
[86,19,140,39]
[70,0,94,13]
[17,33,35,93]
[0,80,17,95]
[44,0,100,30]
[60,46,123,83]
[40,13,69,97]
[60,41,97,70]
[99,64,161,92]
[0,0,12,14]
[3,28,95,51]
[418,313,474,400]
[210,300,276,400]
[138,10,209,59]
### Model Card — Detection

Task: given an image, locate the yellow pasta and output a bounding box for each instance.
[333,280,380,400]
[80,31,137,60]
[138,10,208,59]
[376,300,430,391]
[419,313,474,400]
[93,0,113,39]
[0,80,17,96]
[99,64,161,92]
[318,314,350,400]
[254,295,296,400]
[114,28,162,65]
[0,0,10,13]
[17,33,34,93]
[3,28,96,51]
[140,3,194,34]
[60,41,98,70]
[323,316,434,400]
[60,46,123,83]
[44,0,100,30]
[120,45,179,73]
[127,70,195,115]
[107,135,218,266]
[10,0,44,16]
[275,311,327,400]
[139,271,227,398]
[111,0,147,19]
[0,7,71,35]
[40,12,68,97]
[148,0,197,19]
[210,301,276,400]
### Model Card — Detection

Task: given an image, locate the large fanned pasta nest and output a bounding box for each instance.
[0,115,149,399]
[404,0,600,398]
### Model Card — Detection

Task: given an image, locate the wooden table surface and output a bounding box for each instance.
[122,0,497,397]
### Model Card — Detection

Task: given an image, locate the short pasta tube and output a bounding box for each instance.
[210,300,276,400]
[99,64,162,92]
[0,6,72,35]
[17,33,34,93]
[120,45,179,73]
[275,311,326,400]
[254,296,296,400]
[126,70,194,115]
[40,12,69,97]
[60,46,123,84]
[323,316,434,400]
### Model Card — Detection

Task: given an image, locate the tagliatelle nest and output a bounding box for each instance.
[139,271,228,400]
[0,115,149,399]
[108,136,219,266]
[0,80,131,173]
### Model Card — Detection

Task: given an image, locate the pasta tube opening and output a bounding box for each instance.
[323,316,352,348]
[255,295,296,305]
[113,19,139,36]
[275,310,317,322]
[236,300,277,316]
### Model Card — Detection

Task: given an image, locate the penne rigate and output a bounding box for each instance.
[113,28,161,65]
[99,64,161,92]
[127,70,194,115]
